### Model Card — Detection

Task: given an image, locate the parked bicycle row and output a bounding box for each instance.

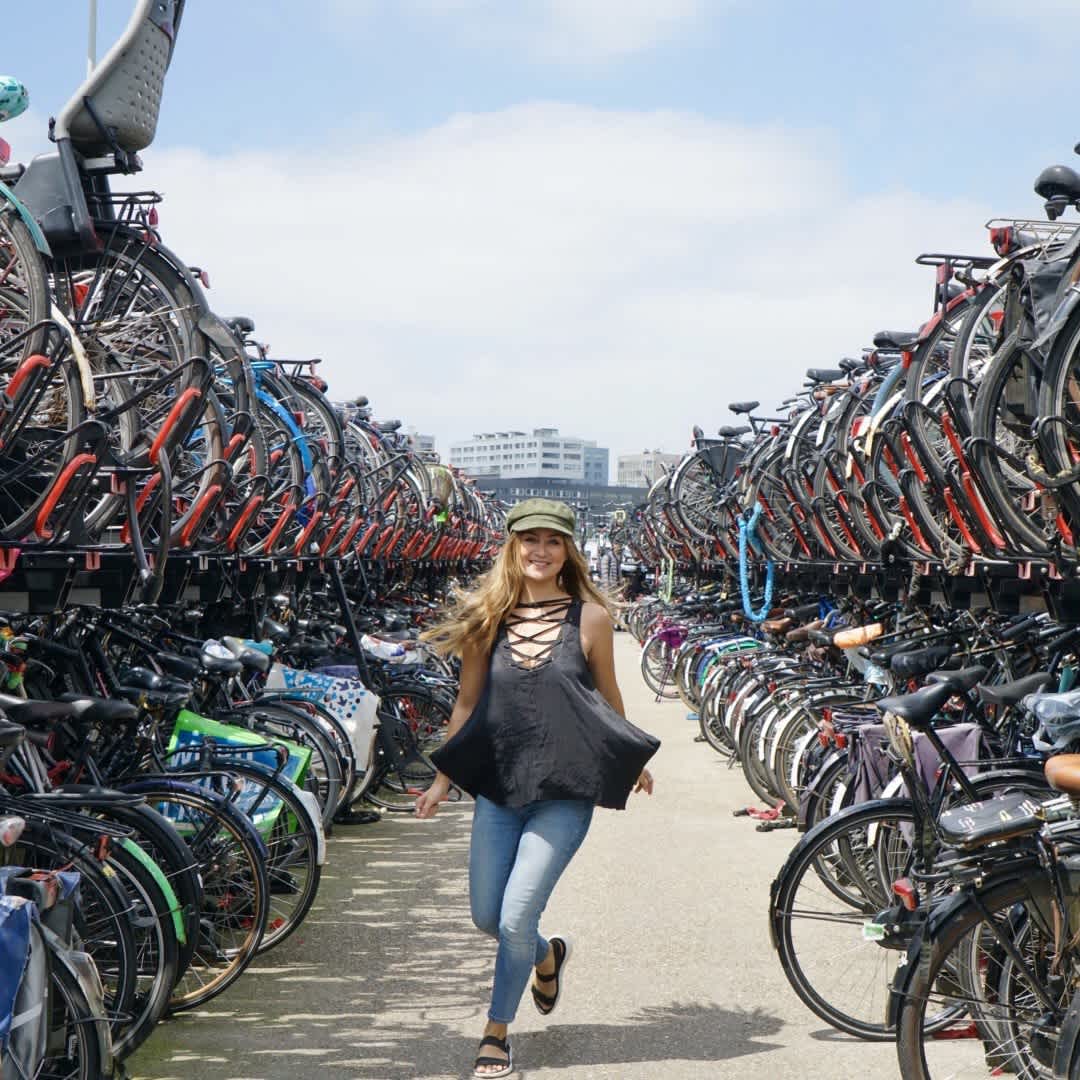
[628,582,1080,1077]
[0,6,502,604]
[614,147,1080,588]
[0,570,468,1079]
[0,9,490,1077]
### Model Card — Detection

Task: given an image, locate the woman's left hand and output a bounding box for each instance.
[633,768,654,795]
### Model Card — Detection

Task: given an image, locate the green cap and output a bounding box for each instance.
[505,497,576,537]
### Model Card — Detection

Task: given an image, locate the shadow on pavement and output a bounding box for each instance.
[129,800,784,1080]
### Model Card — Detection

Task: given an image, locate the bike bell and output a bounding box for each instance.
[0,77,28,124]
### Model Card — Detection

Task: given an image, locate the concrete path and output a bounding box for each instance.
[129,632,899,1080]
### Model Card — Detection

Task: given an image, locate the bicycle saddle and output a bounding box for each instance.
[838,357,863,373]
[717,425,751,438]
[0,697,80,726]
[57,694,139,726]
[761,618,792,634]
[873,330,920,351]
[925,666,987,694]
[805,368,844,383]
[261,617,290,643]
[874,681,953,729]
[1046,755,1080,797]
[200,643,243,675]
[977,672,1053,708]
[226,315,256,334]
[156,652,202,681]
[889,643,956,680]
[221,636,272,673]
[116,667,192,708]
[376,419,402,432]
[288,639,333,662]
[1034,164,1080,203]
[728,401,759,415]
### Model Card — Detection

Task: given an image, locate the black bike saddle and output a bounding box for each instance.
[873,330,920,351]
[222,636,272,674]
[925,666,988,695]
[874,681,953,729]
[978,672,1053,708]
[1034,164,1080,203]
[728,400,759,415]
[57,694,139,726]
[805,368,844,383]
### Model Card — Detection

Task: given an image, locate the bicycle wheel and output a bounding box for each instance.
[232,702,344,828]
[0,354,85,541]
[769,799,917,1039]
[13,820,138,1042]
[377,683,452,757]
[895,875,1062,1079]
[101,838,181,1059]
[968,335,1052,554]
[124,783,269,1012]
[640,635,680,698]
[182,762,322,954]
[698,677,736,758]
[40,946,107,1080]
[0,204,49,364]
[363,709,454,812]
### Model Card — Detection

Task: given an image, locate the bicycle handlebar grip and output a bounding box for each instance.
[999,614,1041,642]
[1045,626,1080,654]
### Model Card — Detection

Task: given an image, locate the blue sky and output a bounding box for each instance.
[6,1,1080,468]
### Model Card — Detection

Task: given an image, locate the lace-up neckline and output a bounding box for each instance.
[504,596,574,670]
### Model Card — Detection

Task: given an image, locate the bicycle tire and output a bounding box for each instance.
[0,205,49,364]
[120,782,270,1012]
[894,875,1059,1080]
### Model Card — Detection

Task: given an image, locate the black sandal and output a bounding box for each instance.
[531,934,572,1016]
[473,1034,513,1078]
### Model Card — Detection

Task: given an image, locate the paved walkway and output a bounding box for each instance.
[130,633,898,1079]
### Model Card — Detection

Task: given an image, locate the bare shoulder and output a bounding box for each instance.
[580,601,613,631]
[580,603,614,658]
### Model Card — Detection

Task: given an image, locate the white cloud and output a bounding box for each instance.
[328,0,709,61]
[130,103,996,469]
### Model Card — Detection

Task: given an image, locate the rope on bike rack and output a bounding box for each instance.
[738,504,774,623]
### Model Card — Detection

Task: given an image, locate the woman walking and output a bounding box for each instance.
[416,498,660,1078]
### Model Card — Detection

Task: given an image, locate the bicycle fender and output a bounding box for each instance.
[120,776,270,861]
[887,869,1051,1031]
[0,180,51,255]
[119,836,187,945]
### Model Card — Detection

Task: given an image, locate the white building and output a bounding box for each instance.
[617,450,682,487]
[404,426,436,454]
[450,428,609,483]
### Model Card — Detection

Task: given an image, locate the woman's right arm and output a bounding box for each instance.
[414,642,487,818]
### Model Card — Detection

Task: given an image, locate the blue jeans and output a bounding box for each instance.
[469,794,593,1023]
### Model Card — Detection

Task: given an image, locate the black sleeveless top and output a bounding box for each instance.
[430,597,661,810]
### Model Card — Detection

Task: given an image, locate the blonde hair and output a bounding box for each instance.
[421,531,615,657]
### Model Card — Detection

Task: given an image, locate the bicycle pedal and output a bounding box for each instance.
[732,808,752,817]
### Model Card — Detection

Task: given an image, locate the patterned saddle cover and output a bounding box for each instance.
[938,791,1045,850]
